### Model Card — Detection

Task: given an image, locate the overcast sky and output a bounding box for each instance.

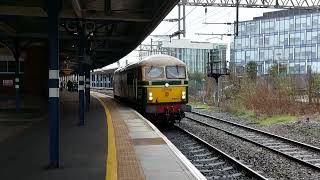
[106,5,279,69]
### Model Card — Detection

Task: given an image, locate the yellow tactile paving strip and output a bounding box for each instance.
[100,95,145,180]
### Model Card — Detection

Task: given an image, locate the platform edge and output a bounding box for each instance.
[133,110,207,180]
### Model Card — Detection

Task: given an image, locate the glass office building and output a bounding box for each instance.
[141,39,227,74]
[233,9,320,75]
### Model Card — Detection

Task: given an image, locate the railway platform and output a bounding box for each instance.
[0,91,204,180]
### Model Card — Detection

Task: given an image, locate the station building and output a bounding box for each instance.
[141,39,227,74]
[232,9,320,75]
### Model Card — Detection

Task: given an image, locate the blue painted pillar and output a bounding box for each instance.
[78,32,85,126]
[13,41,21,112]
[47,0,60,168]
[85,63,90,111]
[78,64,85,125]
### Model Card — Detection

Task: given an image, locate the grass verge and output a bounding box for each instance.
[256,115,298,125]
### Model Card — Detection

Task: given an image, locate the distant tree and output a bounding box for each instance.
[269,63,287,78]
[245,61,257,81]
[188,71,205,82]
[269,64,278,78]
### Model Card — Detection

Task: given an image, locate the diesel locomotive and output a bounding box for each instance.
[113,54,191,122]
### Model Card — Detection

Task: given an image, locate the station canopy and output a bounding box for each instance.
[0,0,178,72]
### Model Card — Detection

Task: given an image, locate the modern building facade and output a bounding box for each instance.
[233,9,320,75]
[140,39,227,74]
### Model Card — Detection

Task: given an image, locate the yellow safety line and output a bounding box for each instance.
[93,94,118,180]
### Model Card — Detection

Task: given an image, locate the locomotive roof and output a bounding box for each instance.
[115,54,186,73]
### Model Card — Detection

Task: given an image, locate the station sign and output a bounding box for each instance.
[3,79,13,87]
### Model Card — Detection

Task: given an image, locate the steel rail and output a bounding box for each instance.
[175,125,268,180]
[186,111,320,171]
[191,111,320,152]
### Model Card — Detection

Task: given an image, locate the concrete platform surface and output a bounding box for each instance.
[0,91,107,180]
[94,91,205,180]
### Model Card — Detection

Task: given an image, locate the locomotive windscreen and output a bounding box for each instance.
[166,66,186,79]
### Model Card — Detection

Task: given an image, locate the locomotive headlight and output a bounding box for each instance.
[182,91,186,100]
[148,92,153,101]
[165,83,169,88]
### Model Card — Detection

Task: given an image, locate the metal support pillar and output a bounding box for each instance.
[182,4,186,38]
[47,0,60,168]
[178,4,181,39]
[78,32,85,126]
[235,0,239,36]
[213,76,219,107]
[13,40,21,112]
[85,64,90,111]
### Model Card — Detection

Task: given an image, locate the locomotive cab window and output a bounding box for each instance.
[144,66,164,79]
[166,66,186,79]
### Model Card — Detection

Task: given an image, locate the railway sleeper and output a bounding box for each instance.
[193,157,219,162]
[193,152,213,157]
[292,154,314,158]
[304,158,320,162]
[284,150,309,155]
[189,148,207,153]
[194,161,226,168]
[262,142,283,146]
[212,172,243,179]
[267,144,291,148]
[219,166,234,171]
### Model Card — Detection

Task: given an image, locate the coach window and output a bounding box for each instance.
[144,66,164,79]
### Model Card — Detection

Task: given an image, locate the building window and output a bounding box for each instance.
[307,15,312,29]
[279,34,284,46]
[285,34,289,46]
[19,61,24,73]
[301,16,307,30]
[8,61,15,72]
[306,31,312,44]
[284,19,289,31]
[274,48,283,61]
[296,17,301,30]
[295,47,301,60]
[289,18,295,30]
[312,15,318,29]
[0,61,7,72]
[312,45,317,59]
[312,30,317,44]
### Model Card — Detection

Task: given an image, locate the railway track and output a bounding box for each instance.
[165,126,269,179]
[185,111,320,171]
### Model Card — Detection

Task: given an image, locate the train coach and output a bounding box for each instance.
[113,54,191,123]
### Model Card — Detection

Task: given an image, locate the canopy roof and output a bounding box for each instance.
[0,0,178,73]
